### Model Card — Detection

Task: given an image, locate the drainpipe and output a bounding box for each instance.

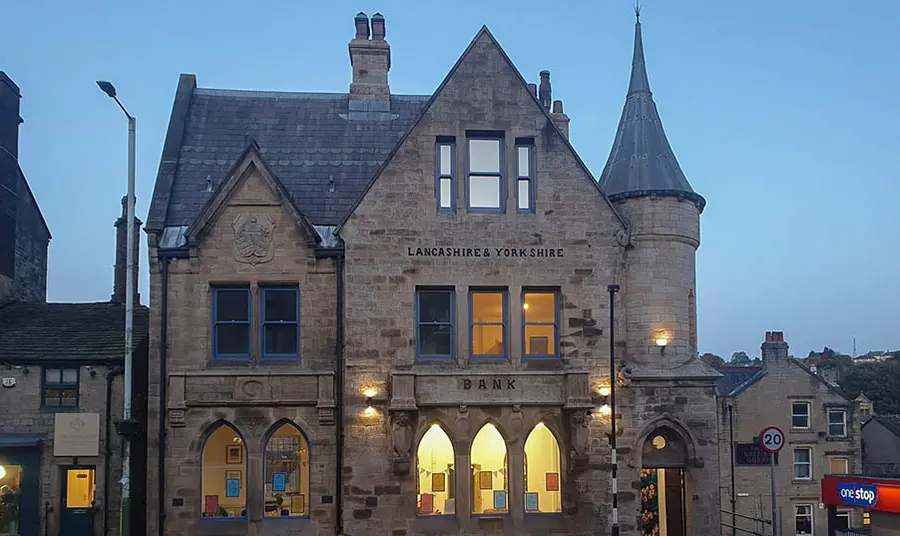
[104,365,125,536]
[729,402,736,536]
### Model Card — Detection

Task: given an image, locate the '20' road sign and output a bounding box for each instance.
[759,426,785,454]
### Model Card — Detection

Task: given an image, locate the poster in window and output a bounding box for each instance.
[272,472,287,492]
[225,470,241,488]
[525,492,539,512]
[226,445,242,464]
[493,490,507,510]
[478,471,493,490]
[431,472,446,492]
[419,493,434,514]
[205,495,219,515]
[530,336,549,355]
[225,478,240,498]
[546,472,559,492]
[290,494,305,514]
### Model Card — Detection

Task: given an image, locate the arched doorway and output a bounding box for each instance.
[640,426,688,536]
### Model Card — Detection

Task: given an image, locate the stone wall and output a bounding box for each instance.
[13,181,48,302]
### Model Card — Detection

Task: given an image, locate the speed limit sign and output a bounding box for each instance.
[759,426,785,454]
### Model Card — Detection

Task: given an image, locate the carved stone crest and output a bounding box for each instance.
[390,411,415,475]
[568,409,591,471]
[232,213,275,265]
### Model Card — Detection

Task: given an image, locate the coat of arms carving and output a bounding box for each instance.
[232,213,276,265]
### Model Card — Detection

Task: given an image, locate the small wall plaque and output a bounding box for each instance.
[1,377,15,388]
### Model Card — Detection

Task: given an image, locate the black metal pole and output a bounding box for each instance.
[608,284,620,536]
[729,403,736,536]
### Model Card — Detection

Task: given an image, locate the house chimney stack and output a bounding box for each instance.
[112,195,142,305]
[527,83,537,98]
[348,12,391,101]
[550,99,570,140]
[761,331,789,365]
[538,70,552,111]
[0,72,23,158]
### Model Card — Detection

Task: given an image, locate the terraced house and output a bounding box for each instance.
[144,11,721,536]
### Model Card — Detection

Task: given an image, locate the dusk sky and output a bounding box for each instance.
[3,0,898,359]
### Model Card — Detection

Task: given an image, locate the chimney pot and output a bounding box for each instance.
[354,12,370,40]
[527,83,537,98]
[371,13,385,40]
[552,100,563,114]
[538,70,551,111]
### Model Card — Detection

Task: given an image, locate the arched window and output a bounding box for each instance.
[523,422,561,513]
[416,424,455,516]
[470,423,508,514]
[264,422,310,517]
[201,424,246,518]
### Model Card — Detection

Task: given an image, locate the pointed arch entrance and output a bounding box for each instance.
[639,425,688,536]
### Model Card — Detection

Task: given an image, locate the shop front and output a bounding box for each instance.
[821,475,900,535]
[0,436,42,536]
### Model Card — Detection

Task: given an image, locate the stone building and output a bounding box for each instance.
[862,413,900,477]
[0,71,51,304]
[717,331,864,535]
[144,12,720,536]
[0,200,149,536]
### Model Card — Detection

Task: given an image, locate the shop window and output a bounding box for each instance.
[522,290,558,359]
[264,422,309,517]
[471,423,508,515]
[470,290,507,358]
[201,424,246,518]
[791,401,810,429]
[261,287,300,359]
[793,447,812,480]
[864,511,870,525]
[828,456,849,475]
[0,464,22,535]
[416,289,454,360]
[794,504,813,535]
[416,424,455,516]
[436,139,455,211]
[466,135,504,211]
[828,409,847,437]
[42,367,79,408]
[212,287,251,359]
[835,511,850,530]
[523,423,561,514]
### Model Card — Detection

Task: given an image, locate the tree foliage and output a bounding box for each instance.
[839,358,900,415]
[730,351,752,365]
[700,353,725,369]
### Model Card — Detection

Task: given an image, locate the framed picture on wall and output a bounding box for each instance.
[431,472,446,492]
[525,492,539,512]
[226,445,242,464]
[478,471,493,490]
[546,472,559,492]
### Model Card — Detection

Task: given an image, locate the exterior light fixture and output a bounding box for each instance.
[363,387,378,416]
[363,387,377,399]
[599,404,612,416]
[363,406,377,417]
[652,435,667,450]
[655,336,668,353]
[598,385,611,397]
[0,465,6,480]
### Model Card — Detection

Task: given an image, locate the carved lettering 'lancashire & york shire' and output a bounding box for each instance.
[406,247,564,258]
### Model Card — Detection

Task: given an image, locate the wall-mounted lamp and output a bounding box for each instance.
[596,385,612,416]
[362,387,380,417]
[655,336,668,353]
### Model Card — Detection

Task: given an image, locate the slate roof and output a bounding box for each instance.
[598,16,706,212]
[0,301,149,362]
[153,88,429,229]
[866,414,900,439]
[716,365,765,396]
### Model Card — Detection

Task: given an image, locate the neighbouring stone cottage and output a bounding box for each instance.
[144,11,721,536]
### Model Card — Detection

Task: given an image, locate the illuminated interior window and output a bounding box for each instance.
[201,424,247,518]
[864,511,870,525]
[523,423,561,514]
[471,423,508,514]
[416,424,455,516]
[264,423,310,517]
[828,456,849,475]
[0,464,23,535]
[522,291,558,358]
[65,468,95,508]
[470,291,506,357]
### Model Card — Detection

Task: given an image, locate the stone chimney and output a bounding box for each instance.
[761,331,789,364]
[0,72,23,158]
[538,70,551,111]
[527,83,537,98]
[112,196,142,305]
[348,12,391,101]
[550,100,570,140]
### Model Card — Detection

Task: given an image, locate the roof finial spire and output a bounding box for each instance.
[635,1,641,22]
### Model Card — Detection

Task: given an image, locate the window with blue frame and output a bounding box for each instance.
[261,287,300,358]
[436,138,456,212]
[416,289,454,359]
[213,287,251,359]
[515,140,535,212]
[522,290,559,359]
[42,367,79,407]
[470,289,507,358]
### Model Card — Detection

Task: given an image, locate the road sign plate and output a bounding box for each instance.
[759,426,785,454]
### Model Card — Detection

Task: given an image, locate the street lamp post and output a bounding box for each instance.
[607,284,620,536]
[97,80,136,536]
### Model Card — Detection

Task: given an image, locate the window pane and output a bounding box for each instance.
[62,368,78,384]
[525,325,556,355]
[265,290,297,322]
[0,464,22,532]
[524,293,555,323]
[217,324,249,356]
[65,469,95,508]
[469,139,500,173]
[202,425,246,518]
[472,293,503,323]
[829,411,845,424]
[835,512,850,530]
[473,324,504,356]
[45,368,61,384]
[419,325,452,356]
[792,402,809,415]
[44,389,61,406]
[216,290,249,322]
[829,423,845,436]
[792,415,808,428]
[419,292,452,323]
[264,424,309,517]
[517,179,530,210]
[517,146,530,177]
[440,144,452,175]
[265,324,298,355]
[440,178,453,208]
[796,449,810,463]
[829,458,848,474]
[469,176,500,208]
[471,423,508,514]
[417,425,455,516]
[60,389,78,407]
[524,423,561,513]
[795,506,812,534]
